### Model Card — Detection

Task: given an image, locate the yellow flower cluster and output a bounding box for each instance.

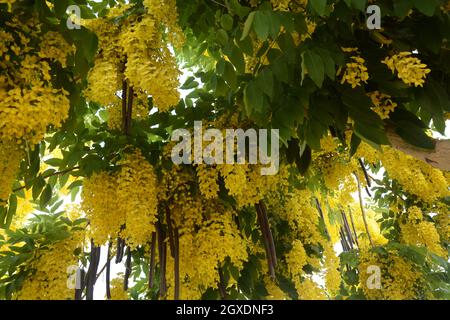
[117,149,158,249]
[323,243,340,296]
[38,31,75,67]
[0,142,22,202]
[143,0,185,48]
[400,206,446,257]
[283,190,324,245]
[196,165,220,199]
[0,16,72,146]
[340,56,369,88]
[82,171,125,246]
[109,276,129,300]
[285,240,307,278]
[382,52,431,87]
[0,85,70,145]
[264,276,288,300]
[17,232,83,300]
[296,278,326,300]
[165,210,249,299]
[84,59,123,107]
[358,250,423,300]
[84,2,183,113]
[368,91,397,120]
[434,204,449,243]
[380,147,449,203]
[82,149,158,248]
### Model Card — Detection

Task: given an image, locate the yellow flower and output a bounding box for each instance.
[382,52,431,87]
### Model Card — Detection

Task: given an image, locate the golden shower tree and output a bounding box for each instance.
[0,0,449,300]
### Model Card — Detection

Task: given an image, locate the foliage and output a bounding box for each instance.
[0,0,449,300]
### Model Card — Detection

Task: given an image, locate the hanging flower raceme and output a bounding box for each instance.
[400,206,446,257]
[82,171,125,246]
[382,52,431,87]
[0,15,72,145]
[83,2,183,113]
[117,149,158,249]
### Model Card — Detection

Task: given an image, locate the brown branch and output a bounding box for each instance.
[148,232,156,289]
[354,173,374,247]
[174,228,180,300]
[165,207,175,258]
[121,80,128,134]
[125,86,134,136]
[255,201,277,280]
[123,247,132,291]
[13,166,80,193]
[106,242,112,300]
[347,206,359,248]
[386,127,450,171]
[157,222,167,298]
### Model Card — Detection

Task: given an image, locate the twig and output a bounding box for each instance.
[13,166,80,193]
[174,228,180,300]
[354,173,374,247]
[123,247,132,291]
[347,206,359,248]
[148,232,156,289]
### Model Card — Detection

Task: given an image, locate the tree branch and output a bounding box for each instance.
[386,128,450,171]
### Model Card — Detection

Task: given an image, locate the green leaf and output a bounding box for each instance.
[220,14,234,31]
[394,0,414,18]
[229,45,245,74]
[244,81,263,117]
[394,121,435,150]
[241,11,256,41]
[40,185,53,209]
[414,0,440,16]
[310,0,327,16]
[256,68,274,99]
[253,11,270,41]
[303,50,324,88]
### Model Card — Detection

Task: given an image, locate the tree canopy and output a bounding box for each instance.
[0,0,449,300]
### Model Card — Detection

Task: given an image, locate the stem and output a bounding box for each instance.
[354,173,374,247]
[218,266,228,300]
[157,222,167,298]
[358,158,371,188]
[13,166,80,193]
[315,198,330,240]
[341,210,354,249]
[125,86,134,136]
[148,232,156,289]
[121,80,128,134]
[106,242,112,300]
[124,247,132,291]
[165,207,175,258]
[85,241,101,300]
[347,206,359,248]
[174,228,180,300]
[255,201,277,280]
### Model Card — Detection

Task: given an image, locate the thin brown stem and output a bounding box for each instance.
[174,228,180,300]
[106,242,112,299]
[354,173,374,247]
[347,206,359,248]
[13,166,80,193]
[148,232,156,289]
[124,247,132,291]
[165,207,175,257]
